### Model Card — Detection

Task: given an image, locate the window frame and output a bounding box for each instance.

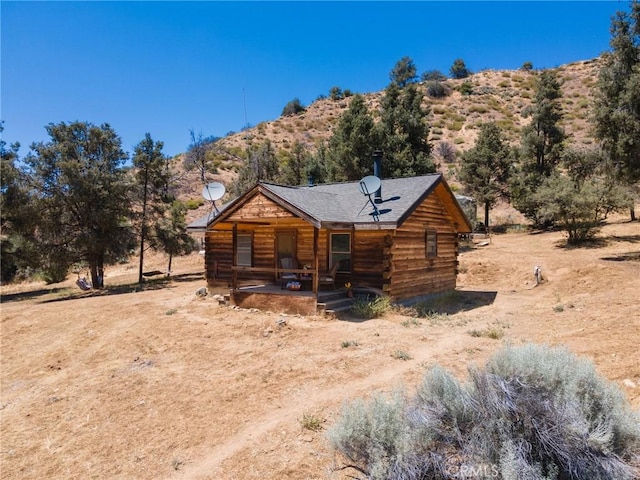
[330,231,352,273]
[236,232,253,267]
[425,229,438,258]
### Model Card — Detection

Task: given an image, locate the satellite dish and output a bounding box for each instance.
[202,182,226,220]
[357,175,381,221]
[202,182,226,202]
[358,175,381,196]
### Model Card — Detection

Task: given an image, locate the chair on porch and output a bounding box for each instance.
[318,262,339,290]
[280,257,299,289]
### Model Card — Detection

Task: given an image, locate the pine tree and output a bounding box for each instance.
[593,0,640,219]
[512,69,566,226]
[459,123,512,228]
[375,83,434,178]
[25,121,134,287]
[132,133,172,284]
[326,94,377,181]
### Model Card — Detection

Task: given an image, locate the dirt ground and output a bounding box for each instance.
[1,217,639,480]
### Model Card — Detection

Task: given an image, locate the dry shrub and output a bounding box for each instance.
[328,343,640,479]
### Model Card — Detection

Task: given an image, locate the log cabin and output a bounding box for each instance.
[201,173,472,314]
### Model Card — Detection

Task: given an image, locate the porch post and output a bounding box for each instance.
[232,223,238,291]
[312,226,319,294]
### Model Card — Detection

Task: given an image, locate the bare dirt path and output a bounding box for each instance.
[1,218,638,479]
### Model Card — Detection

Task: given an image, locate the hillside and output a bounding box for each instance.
[219,58,599,160]
[175,58,601,224]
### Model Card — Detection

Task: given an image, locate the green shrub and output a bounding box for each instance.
[281,98,305,116]
[185,198,204,210]
[458,82,473,96]
[426,80,449,98]
[341,340,360,348]
[328,344,640,479]
[350,296,392,319]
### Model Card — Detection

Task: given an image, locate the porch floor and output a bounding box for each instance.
[233,283,343,302]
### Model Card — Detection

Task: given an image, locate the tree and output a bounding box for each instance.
[421,69,447,82]
[132,133,171,284]
[306,143,329,185]
[155,200,196,275]
[521,70,565,176]
[25,121,134,288]
[183,129,219,183]
[449,58,471,79]
[511,69,566,226]
[459,123,512,228]
[389,56,418,88]
[281,98,305,116]
[0,123,37,283]
[326,94,378,181]
[425,81,450,98]
[329,86,343,100]
[593,0,640,218]
[375,83,435,178]
[279,140,309,186]
[229,140,280,196]
[520,61,534,71]
[534,147,631,243]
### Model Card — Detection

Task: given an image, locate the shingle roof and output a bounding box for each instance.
[261,174,442,227]
[193,173,472,233]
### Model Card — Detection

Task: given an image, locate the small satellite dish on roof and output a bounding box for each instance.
[357,175,381,221]
[202,182,226,220]
[202,182,226,202]
[358,175,381,196]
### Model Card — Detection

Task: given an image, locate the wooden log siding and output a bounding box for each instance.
[385,194,459,299]
[205,220,328,287]
[227,194,294,221]
[205,230,232,285]
[351,229,389,289]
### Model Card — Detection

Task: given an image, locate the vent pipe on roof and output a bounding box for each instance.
[372,149,383,203]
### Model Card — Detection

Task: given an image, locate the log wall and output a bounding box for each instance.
[385,194,459,300]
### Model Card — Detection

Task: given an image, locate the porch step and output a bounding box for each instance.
[317,296,354,314]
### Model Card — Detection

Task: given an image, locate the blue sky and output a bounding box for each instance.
[1,1,631,158]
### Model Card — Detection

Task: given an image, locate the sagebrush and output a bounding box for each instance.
[328,343,640,479]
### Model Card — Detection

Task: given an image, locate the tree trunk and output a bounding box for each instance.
[484,201,490,230]
[167,254,173,277]
[88,254,105,289]
[138,169,149,284]
[89,259,99,290]
[138,236,145,284]
[97,254,105,289]
[631,206,636,222]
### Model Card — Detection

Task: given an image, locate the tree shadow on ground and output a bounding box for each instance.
[335,290,497,322]
[410,290,498,316]
[601,251,640,262]
[1,271,205,305]
[558,233,640,251]
[0,287,66,304]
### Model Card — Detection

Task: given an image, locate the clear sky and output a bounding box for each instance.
[1,1,631,158]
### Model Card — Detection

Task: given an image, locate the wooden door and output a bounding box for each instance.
[276,230,297,278]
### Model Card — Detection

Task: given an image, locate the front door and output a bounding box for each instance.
[276,230,297,279]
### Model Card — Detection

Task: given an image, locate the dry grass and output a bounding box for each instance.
[1,213,638,479]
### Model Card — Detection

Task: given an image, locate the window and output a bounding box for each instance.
[236,233,252,266]
[425,230,437,258]
[330,232,351,272]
